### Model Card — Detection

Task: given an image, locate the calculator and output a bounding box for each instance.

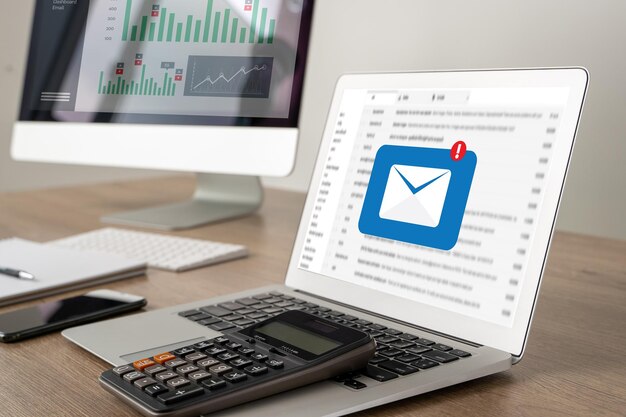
[100,310,376,416]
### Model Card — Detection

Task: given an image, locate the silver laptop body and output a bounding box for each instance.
[64,68,588,417]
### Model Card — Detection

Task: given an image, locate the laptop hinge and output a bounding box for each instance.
[294,289,482,348]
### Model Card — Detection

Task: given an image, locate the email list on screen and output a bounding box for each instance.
[298,87,569,327]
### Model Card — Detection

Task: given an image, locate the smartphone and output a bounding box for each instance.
[0,289,146,342]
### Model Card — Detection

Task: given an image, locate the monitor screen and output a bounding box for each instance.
[297,85,572,328]
[19,0,313,127]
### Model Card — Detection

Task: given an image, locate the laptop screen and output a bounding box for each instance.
[297,85,571,328]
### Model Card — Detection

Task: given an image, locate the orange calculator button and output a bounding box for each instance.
[133,358,156,371]
[153,352,176,364]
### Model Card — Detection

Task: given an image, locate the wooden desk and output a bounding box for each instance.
[0,176,624,416]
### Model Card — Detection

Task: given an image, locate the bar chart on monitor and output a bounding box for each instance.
[75,0,301,117]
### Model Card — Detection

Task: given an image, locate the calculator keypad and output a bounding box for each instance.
[104,334,296,410]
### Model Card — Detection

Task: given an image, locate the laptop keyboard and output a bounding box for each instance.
[178,291,471,389]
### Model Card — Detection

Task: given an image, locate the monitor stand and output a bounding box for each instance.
[101,173,263,230]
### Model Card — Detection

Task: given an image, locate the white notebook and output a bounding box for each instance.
[0,238,146,307]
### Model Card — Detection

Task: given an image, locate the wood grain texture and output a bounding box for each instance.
[0,175,624,417]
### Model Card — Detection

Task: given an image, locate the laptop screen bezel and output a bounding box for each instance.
[285,68,588,358]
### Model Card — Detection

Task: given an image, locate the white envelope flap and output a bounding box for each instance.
[379,165,451,227]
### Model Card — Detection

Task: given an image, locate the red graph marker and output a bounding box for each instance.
[451,141,467,161]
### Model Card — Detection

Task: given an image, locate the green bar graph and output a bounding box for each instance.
[258,8,267,43]
[221,9,230,43]
[97,64,179,97]
[158,8,166,41]
[149,22,156,41]
[203,0,213,42]
[121,0,132,41]
[212,12,220,42]
[139,16,148,41]
[230,18,238,43]
[185,15,192,42]
[140,65,146,95]
[176,22,182,42]
[167,13,175,41]
[268,19,275,43]
[194,20,201,42]
[249,0,259,42]
[120,0,275,45]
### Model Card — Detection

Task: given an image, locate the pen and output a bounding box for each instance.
[0,267,36,280]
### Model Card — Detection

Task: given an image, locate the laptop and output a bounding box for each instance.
[64,68,588,416]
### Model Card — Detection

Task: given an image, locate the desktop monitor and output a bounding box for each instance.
[12,0,314,230]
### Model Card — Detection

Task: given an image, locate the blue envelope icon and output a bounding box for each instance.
[359,145,477,250]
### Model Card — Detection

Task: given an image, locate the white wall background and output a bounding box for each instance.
[1,0,624,240]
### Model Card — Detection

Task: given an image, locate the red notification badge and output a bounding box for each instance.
[451,141,467,161]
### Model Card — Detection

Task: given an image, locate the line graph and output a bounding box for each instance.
[184,56,273,98]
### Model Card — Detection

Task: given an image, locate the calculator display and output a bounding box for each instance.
[255,321,341,355]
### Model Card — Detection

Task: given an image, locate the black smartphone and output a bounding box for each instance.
[0,289,146,342]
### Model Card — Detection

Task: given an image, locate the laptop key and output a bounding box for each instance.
[368,355,388,365]
[344,379,367,390]
[198,317,221,326]
[236,308,256,315]
[369,324,387,331]
[422,350,459,363]
[354,319,371,326]
[223,314,244,322]
[275,301,293,308]
[199,306,232,317]
[178,309,201,318]
[378,360,419,376]
[251,303,271,310]
[399,333,419,341]
[263,298,283,304]
[236,298,261,306]
[385,329,403,336]
[233,318,255,327]
[380,348,404,358]
[406,346,432,355]
[432,343,453,352]
[252,293,273,300]
[269,291,283,296]
[363,364,398,382]
[449,349,472,358]
[188,313,212,322]
[396,353,420,363]
[377,335,399,344]
[411,359,440,369]
[417,338,435,346]
[389,340,416,349]
[246,312,268,320]
[262,307,284,314]
[210,322,235,331]
[219,302,246,311]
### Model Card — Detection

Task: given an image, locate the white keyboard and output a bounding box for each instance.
[50,228,248,272]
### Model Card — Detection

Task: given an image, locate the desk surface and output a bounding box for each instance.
[0,176,624,417]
